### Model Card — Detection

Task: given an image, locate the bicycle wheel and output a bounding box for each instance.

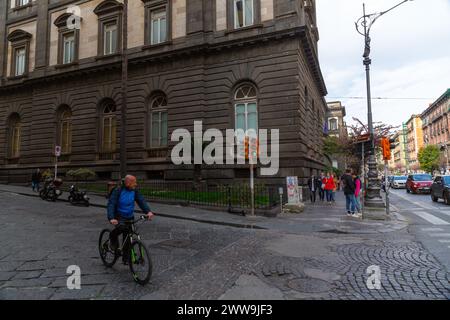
[129,240,152,285]
[98,229,118,268]
[39,190,46,200]
[48,189,56,202]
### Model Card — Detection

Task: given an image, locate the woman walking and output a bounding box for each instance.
[331,173,338,203]
[318,172,326,202]
[324,172,335,205]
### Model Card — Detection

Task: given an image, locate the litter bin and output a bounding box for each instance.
[106,181,117,199]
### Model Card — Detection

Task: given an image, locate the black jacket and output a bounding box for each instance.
[31,171,42,183]
[307,177,321,192]
[341,174,356,195]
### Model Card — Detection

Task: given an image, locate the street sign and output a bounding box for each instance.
[55,146,62,157]
[286,176,300,204]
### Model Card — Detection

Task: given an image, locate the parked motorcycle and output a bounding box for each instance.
[68,185,90,207]
[40,178,63,201]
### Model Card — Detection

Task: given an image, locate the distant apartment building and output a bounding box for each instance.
[421,89,450,170]
[388,130,407,173]
[325,101,347,171]
[404,115,424,170]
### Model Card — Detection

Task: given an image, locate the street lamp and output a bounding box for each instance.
[355,0,413,208]
[120,0,128,179]
[441,144,449,173]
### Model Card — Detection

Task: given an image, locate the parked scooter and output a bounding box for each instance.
[68,185,90,207]
[40,178,63,201]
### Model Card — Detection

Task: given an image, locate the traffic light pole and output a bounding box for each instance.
[385,160,390,215]
[250,163,255,216]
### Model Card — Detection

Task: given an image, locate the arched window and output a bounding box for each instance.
[329,118,338,131]
[149,94,168,148]
[101,102,117,152]
[234,84,258,136]
[8,113,21,158]
[57,107,72,154]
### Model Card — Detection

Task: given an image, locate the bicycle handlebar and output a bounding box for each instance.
[118,215,150,225]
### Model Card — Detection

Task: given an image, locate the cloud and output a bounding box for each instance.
[316,0,450,127]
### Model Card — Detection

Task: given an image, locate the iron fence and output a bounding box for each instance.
[65,180,282,211]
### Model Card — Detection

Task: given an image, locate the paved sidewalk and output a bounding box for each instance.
[0,184,408,235]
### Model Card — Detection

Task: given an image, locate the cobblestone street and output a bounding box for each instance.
[0,187,449,300]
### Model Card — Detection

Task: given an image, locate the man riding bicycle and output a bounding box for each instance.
[107,175,154,264]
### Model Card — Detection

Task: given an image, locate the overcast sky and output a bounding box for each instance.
[316,0,450,128]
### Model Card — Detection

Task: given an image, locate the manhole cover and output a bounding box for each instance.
[286,278,330,293]
[159,239,192,248]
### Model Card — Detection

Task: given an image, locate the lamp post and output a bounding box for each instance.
[355,0,412,208]
[120,0,128,179]
[441,144,449,173]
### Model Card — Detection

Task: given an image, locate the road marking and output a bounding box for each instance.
[429,233,450,237]
[421,228,444,232]
[411,212,450,225]
[438,240,450,243]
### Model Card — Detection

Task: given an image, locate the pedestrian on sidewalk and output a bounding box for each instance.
[341,168,357,216]
[324,172,335,205]
[354,173,362,214]
[319,172,326,202]
[331,173,338,203]
[307,175,320,203]
[31,168,42,192]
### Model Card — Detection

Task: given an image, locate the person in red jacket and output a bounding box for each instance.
[324,172,335,204]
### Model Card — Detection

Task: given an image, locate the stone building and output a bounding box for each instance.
[0,0,328,185]
[404,115,424,172]
[325,101,347,172]
[388,130,407,174]
[421,89,450,172]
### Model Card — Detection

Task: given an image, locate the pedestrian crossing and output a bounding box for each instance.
[412,211,450,225]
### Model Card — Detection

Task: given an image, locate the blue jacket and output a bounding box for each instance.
[107,187,151,220]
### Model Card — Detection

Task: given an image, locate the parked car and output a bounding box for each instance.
[391,176,407,189]
[406,174,433,194]
[431,176,450,205]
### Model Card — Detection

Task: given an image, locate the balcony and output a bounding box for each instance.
[147,148,169,159]
[98,152,116,161]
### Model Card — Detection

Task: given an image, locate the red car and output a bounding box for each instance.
[406,174,433,194]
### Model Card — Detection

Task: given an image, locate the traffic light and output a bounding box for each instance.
[389,138,397,151]
[245,136,259,161]
[381,137,391,161]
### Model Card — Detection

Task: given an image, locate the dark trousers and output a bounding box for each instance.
[319,188,325,201]
[310,190,317,203]
[110,222,132,261]
[32,181,40,192]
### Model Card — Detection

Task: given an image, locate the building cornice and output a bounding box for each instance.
[0,26,328,96]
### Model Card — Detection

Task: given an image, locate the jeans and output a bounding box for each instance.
[32,181,40,192]
[319,188,325,201]
[331,192,336,202]
[345,194,357,213]
[326,190,333,202]
[355,195,361,212]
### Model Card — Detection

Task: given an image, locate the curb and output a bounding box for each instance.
[0,188,267,230]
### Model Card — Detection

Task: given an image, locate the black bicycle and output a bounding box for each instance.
[98,215,153,285]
